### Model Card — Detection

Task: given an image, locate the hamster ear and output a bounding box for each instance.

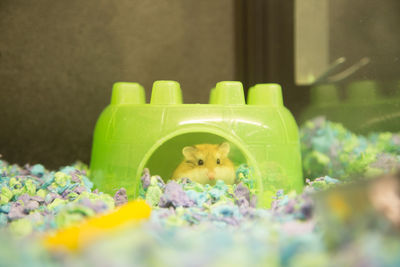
[219,142,230,156]
[182,146,196,159]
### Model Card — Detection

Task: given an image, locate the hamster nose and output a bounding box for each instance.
[208,172,215,180]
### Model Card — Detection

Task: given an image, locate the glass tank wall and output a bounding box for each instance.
[295,0,400,133]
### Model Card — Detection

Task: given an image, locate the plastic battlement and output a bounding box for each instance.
[111,80,285,106]
[90,80,303,207]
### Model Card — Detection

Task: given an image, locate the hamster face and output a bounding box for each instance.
[173,142,235,185]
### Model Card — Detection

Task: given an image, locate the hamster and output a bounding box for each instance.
[172,142,235,185]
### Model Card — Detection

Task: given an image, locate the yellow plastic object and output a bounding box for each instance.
[90,81,303,207]
[44,200,151,252]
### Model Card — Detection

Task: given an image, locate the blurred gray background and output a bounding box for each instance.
[0,0,236,167]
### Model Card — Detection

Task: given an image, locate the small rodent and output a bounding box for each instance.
[172,142,235,185]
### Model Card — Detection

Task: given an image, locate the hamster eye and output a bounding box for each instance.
[217,159,220,164]
[198,159,204,165]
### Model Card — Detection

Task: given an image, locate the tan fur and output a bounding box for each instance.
[172,142,235,185]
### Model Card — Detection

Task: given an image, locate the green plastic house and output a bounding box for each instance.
[90,80,303,207]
